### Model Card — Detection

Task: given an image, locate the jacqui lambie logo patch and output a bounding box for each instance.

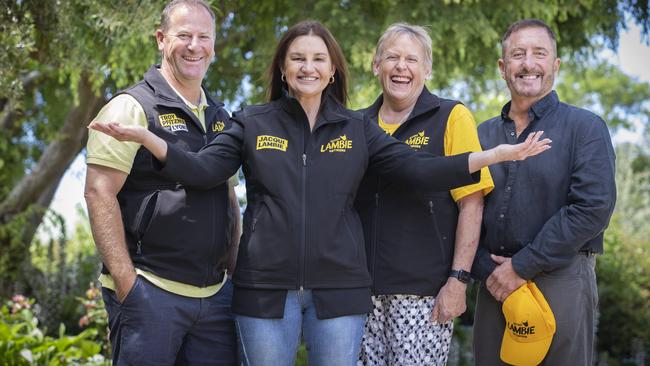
[404,131,429,149]
[256,135,288,151]
[159,113,188,132]
[506,320,536,338]
[212,120,226,132]
[320,135,353,153]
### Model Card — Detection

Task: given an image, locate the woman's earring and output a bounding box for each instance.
[281,74,286,82]
[329,75,335,84]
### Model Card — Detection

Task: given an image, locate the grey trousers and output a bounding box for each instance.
[473,254,598,366]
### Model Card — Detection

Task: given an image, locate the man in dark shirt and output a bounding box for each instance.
[472,19,616,365]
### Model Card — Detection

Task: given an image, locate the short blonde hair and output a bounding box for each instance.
[373,23,433,69]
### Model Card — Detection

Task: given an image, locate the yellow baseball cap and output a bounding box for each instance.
[500,281,556,366]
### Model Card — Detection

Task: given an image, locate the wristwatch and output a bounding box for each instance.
[449,269,472,284]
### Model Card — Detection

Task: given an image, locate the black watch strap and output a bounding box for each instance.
[449,269,472,284]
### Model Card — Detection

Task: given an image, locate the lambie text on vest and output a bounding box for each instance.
[256,135,288,151]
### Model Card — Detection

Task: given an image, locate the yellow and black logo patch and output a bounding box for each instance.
[256,135,288,151]
[212,120,226,132]
[320,135,353,153]
[159,113,188,132]
[404,131,429,149]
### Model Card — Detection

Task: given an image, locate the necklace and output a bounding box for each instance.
[379,104,415,126]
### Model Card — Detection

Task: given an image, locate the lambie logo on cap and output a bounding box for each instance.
[507,320,536,337]
[159,113,188,132]
[212,121,226,132]
[500,282,556,366]
[404,131,429,149]
[256,135,288,151]
[320,135,353,153]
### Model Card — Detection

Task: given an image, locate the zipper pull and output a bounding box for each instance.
[302,153,307,166]
[252,218,258,231]
[375,193,379,207]
[136,240,142,255]
[429,201,434,214]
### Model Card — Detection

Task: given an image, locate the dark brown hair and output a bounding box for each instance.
[501,19,557,58]
[267,20,349,105]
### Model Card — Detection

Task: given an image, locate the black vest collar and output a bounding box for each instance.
[278,88,349,128]
[142,65,224,132]
[364,87,441,124]
[143,65,224,109]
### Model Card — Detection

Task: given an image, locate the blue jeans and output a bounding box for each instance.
[102,276,237,366]
[235,289,365,366]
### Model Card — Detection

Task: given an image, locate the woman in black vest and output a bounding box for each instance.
[90,20,550,366]
[355,23,495,366]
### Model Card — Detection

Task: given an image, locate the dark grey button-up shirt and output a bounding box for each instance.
[472,91,616,281]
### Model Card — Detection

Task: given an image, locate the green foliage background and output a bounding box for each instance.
[1,0,649,364]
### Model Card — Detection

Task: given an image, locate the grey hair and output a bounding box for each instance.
[373,23,433,69]
[160,0,216,32]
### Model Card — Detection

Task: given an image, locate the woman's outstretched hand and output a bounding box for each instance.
[88,121,168,161]
[467,131,551,173]
[495,131,552,161]
[88,121,149,144]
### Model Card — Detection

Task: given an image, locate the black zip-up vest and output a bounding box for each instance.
[355,87,461,296]
[103,65,232,287]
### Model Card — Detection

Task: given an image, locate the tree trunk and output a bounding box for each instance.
[0,73,105,297]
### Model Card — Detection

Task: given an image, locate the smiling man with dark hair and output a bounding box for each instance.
[472,19,616,366]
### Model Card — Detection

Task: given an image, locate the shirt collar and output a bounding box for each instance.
[500,90,559,122]
[143,65,222,109]
[159,69,208,112]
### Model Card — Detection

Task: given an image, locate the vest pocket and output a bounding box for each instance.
[428,200,449,262]
[132,190,160,255]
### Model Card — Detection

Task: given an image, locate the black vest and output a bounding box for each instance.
[355,88,461,296]
[106,65,233,287]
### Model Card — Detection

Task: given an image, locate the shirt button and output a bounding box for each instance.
[506,186,511,191]
[510,132,515,136]
[499,214,505,218]
[500,246,505,250]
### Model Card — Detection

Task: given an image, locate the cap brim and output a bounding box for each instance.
[500,331,553,366]
[500,282,556,365]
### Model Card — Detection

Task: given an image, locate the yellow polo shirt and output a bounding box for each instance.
[378,104,494,201]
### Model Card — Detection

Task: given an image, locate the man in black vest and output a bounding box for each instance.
[472,19,616,365]
[84,1,239,364]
